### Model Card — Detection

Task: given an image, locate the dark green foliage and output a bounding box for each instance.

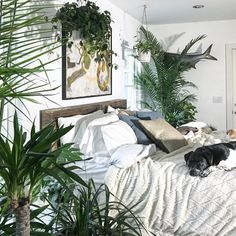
[135,26,203,127]
[52,0,115,63]
[41,179,148,236]
[0,112,86,201]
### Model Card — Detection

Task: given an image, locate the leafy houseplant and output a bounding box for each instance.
[42,179,148,236]
[135,26,208,127]
[0,0,62,132]
[134,41,153,63]
[0,113,86,235]
[52,0,116,66]
[0,0,87,235]
[134,41,153,53]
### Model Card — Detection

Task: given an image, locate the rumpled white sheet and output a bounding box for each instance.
[109,144,156,169]
[105,131,236,236]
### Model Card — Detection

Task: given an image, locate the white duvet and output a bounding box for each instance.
[105,131,236,236]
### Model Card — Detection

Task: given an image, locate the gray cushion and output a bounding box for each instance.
[136,110,163,120]
[118,115,153,145]
[139,119,188,153]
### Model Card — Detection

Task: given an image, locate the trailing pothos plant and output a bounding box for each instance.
[52,0,117,67]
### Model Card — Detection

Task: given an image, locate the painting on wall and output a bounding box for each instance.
[62,33,112,99]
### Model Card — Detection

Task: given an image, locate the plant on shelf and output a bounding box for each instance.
[52,0,117,66]
[135,26,217,127]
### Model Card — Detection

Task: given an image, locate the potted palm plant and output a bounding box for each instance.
[41,179,148,235]
[0,113,86,235]
[135,27,216,127]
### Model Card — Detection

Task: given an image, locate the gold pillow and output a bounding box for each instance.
[139,119,188,153]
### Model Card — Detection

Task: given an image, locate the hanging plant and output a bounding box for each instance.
[133,40,153,62]
[52,0,117,67]
[134,41,153,53]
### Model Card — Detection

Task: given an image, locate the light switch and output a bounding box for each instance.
[212,96,223,103]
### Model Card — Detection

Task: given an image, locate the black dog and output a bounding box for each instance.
[184,141,236,176]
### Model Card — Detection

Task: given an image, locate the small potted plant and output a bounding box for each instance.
[134,40,153,62]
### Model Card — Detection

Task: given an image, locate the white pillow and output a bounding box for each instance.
[77,124,109,157]
[101,120,137,155]
[57,110,103,145]
[73,113,119,156]
[58,114,84,145]
[180,121,208,129]
[107,105,120,114]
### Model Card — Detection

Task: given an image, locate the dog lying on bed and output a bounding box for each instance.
[184,141,236,177]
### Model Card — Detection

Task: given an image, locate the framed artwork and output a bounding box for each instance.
[62,32,112,99]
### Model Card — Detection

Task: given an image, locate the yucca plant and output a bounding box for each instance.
[0,113,86,236]
[135,26,204,127]
[42,179,148,236]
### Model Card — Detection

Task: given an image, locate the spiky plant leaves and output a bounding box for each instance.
[181,35,206,55]
[42,179,149,236]
[0,0,61,129]
[135,27,200,126]
[0,112,86,235]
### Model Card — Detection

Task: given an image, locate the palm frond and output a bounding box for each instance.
[181,34,206,55]
[0,0,61,128]
[139,25,161,55]
[134,27,199,126]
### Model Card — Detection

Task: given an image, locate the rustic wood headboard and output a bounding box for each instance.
[40,99,127,129]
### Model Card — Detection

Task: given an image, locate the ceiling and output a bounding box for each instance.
[108,0,236,24]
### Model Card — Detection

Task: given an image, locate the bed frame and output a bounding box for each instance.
[40,99,127,129]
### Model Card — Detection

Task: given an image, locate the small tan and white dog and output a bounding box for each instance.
[227,129,236,139]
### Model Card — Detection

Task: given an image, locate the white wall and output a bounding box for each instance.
[150,19,236,131]
[18,0,140,131]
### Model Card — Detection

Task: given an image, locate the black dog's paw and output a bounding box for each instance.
[199,169,211,177]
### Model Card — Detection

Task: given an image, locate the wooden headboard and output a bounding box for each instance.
[40,99,127,129]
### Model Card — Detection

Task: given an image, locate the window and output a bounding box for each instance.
[123,46,141,109]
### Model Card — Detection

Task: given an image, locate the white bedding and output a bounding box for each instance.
[68,112,236,235]
[105,131,236,236]
[73,144,157,186]
[73,157,110,187]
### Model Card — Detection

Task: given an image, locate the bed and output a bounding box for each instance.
[40,99,126,186]
[40,99,236,236]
